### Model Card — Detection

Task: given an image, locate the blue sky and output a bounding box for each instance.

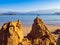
[0,0,60,12]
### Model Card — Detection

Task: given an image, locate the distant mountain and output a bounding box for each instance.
[25,9,60,15]
[26,10,54,14]
[54,12,60,15]
[0,11,25,15]
[0,11,17,15]
[0,9,60,15]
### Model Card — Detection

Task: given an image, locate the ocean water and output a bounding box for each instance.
[0,14,60,26]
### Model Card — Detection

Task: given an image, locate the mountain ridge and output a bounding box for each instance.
[0,9,60,15]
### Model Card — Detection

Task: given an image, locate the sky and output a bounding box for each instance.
[0,0,60,12]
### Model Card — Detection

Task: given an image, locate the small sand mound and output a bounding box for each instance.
[52,29,60,34]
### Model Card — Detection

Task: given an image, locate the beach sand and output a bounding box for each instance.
[0,24,60,35]
[0,24,60,40]
[46,24,60,32]
[22,24,60,41]
[22,24,60,36]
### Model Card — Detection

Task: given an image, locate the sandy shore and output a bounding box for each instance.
[22,24,60,41]
[22,24,60,36]
[0,24,60,41]
[46,24,60,32]
[0,24,60,36]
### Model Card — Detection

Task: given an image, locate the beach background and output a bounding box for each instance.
[0,14,60,36]
[0,14,60,26]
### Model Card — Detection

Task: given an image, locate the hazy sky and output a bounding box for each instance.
[0,0,60,12]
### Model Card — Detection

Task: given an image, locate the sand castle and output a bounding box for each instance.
[0,17,56,45]
[0,20,24,45]
[27,17,56,45]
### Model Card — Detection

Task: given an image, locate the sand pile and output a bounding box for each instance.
[27,17,56,45]
[0,17,56,45]
[0,20,24,45]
